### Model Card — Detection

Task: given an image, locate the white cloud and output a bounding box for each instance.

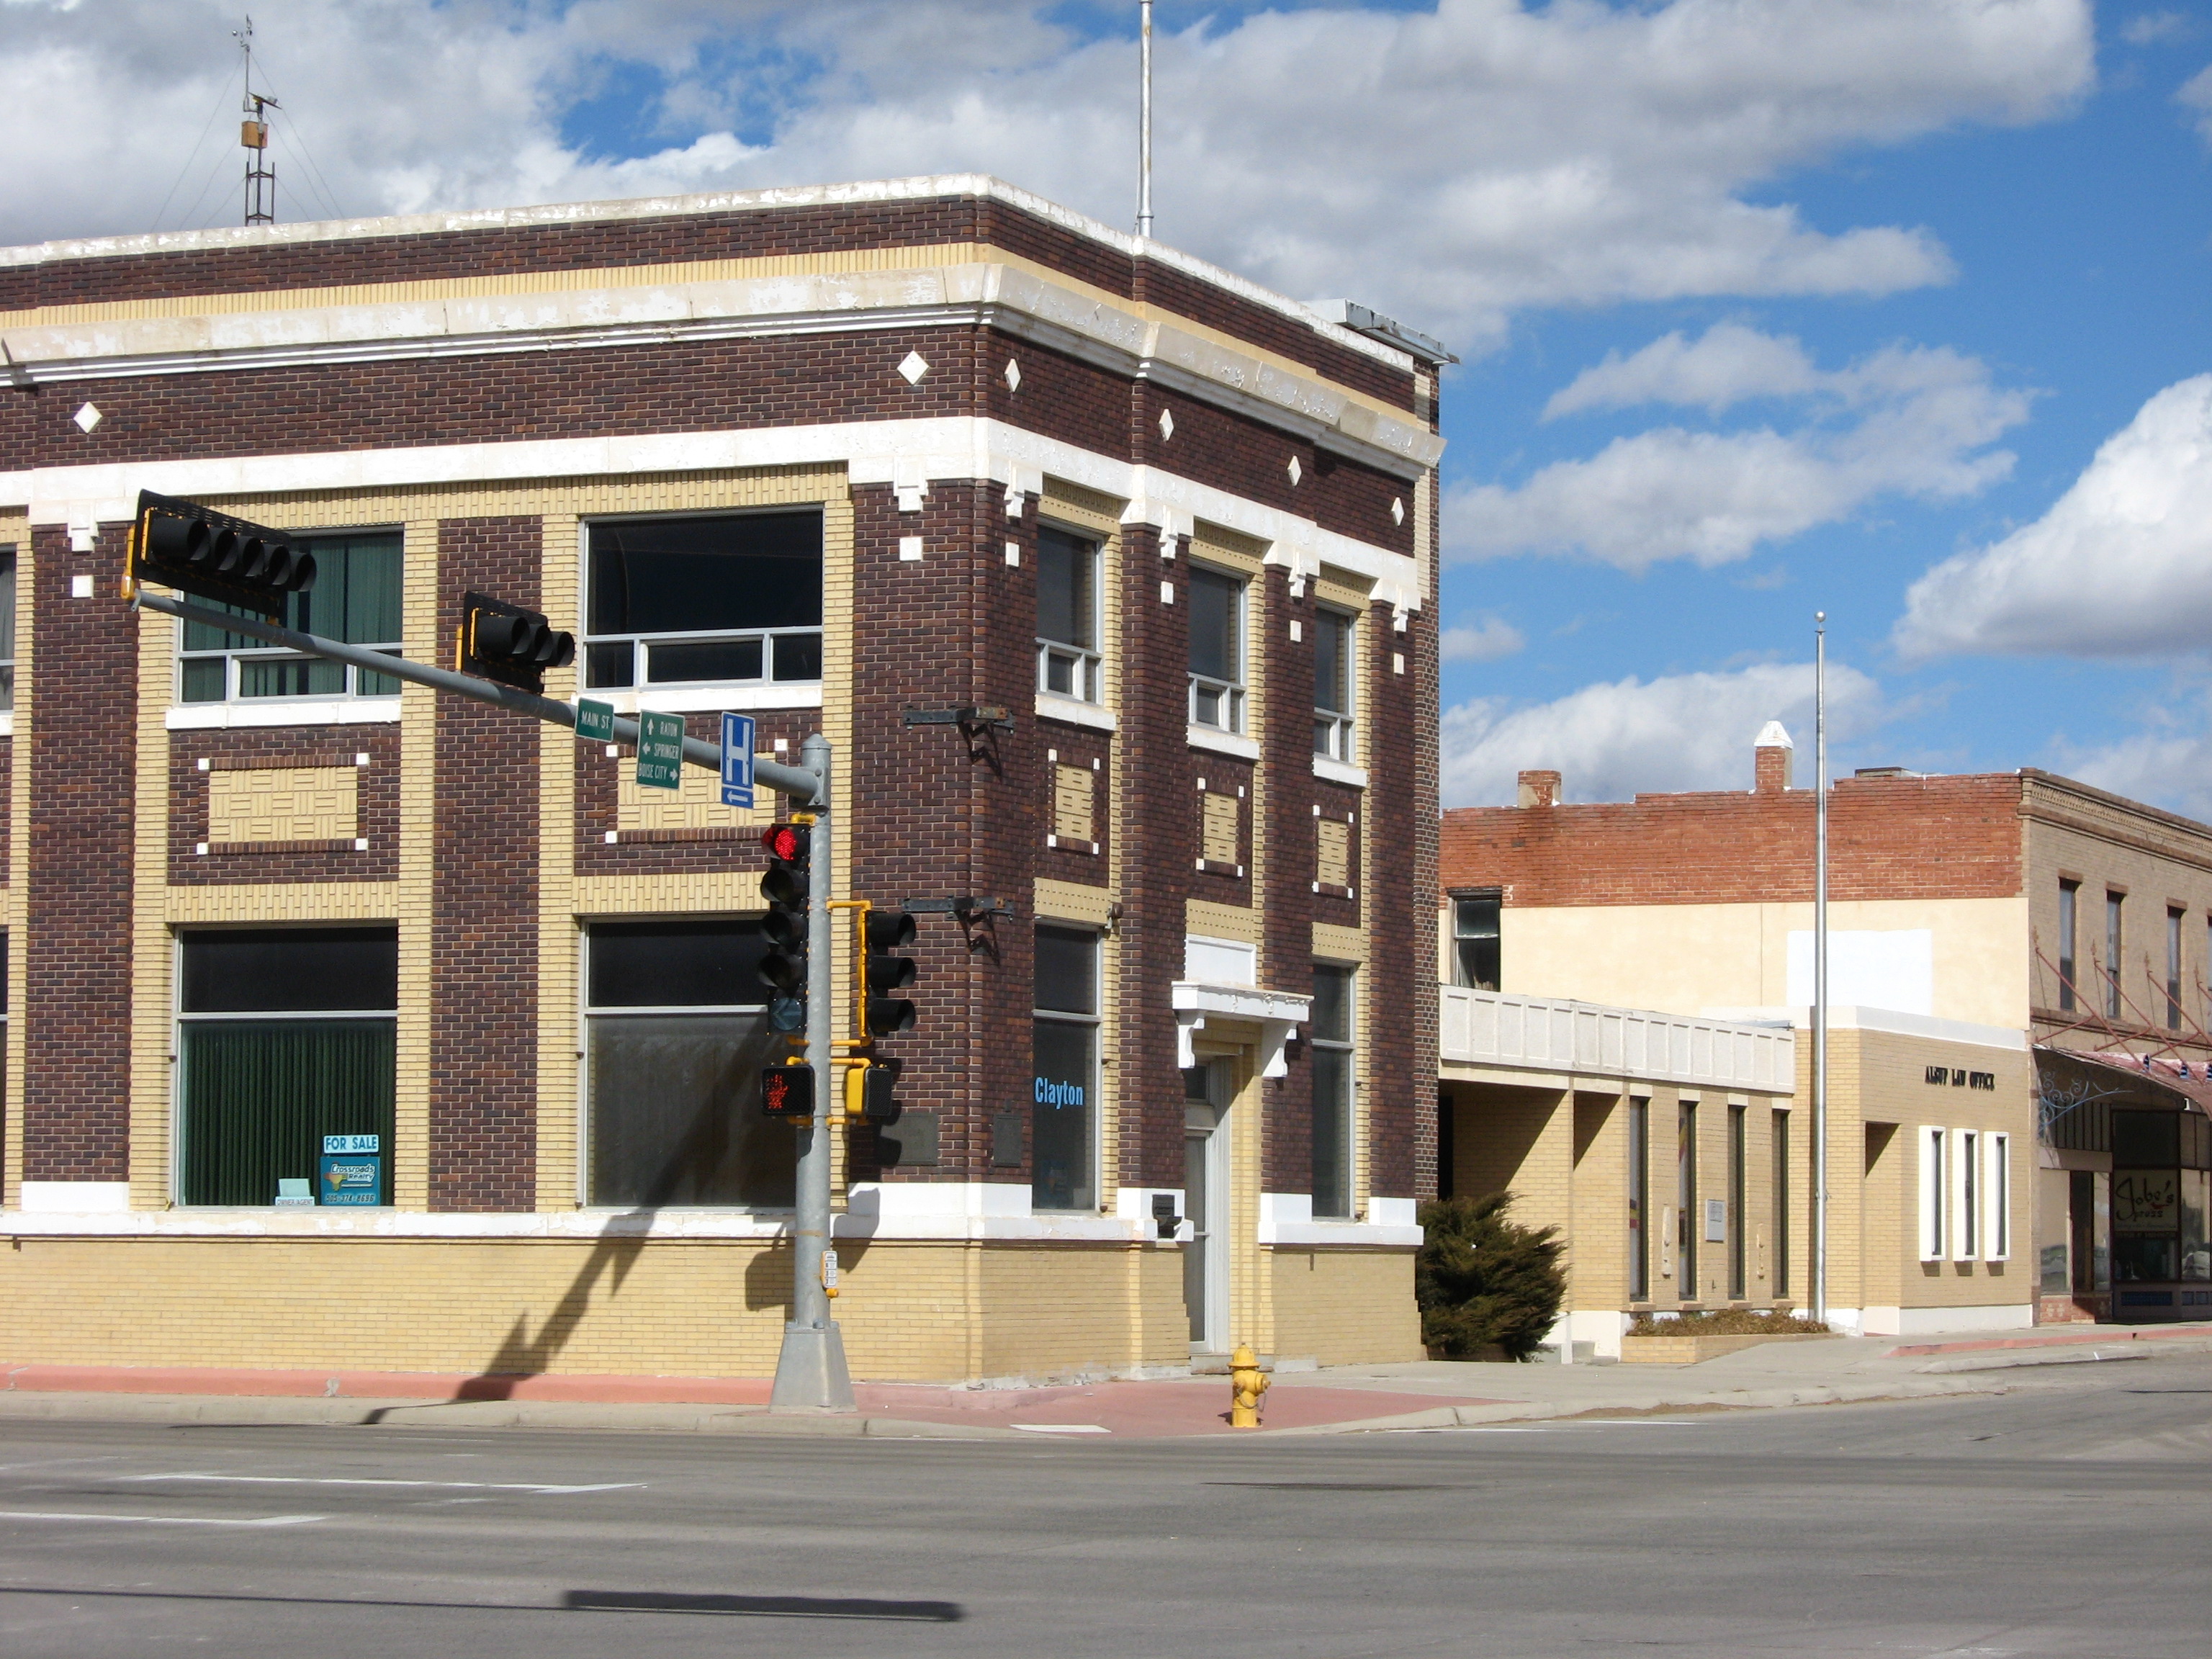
[2121,11,2195,46]
[0,0,2095,349]
[1451,330,2029,570]
[1544,323,1824,418]
[2182,62,2212,140]
[1439,660,1886,806]
[1894,375,2212,661]
[1440,614,1526,662]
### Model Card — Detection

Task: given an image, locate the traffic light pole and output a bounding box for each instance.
[769,729,855,1413]
[136,588,857,1413]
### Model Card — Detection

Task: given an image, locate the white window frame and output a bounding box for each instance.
[1035,523,1104,705]
[1918,1125,1948,1262]
[1186,564,1246,734]
[581,510,825,695]
[176,529,404,709]
[1984,1131,2011,1260]
[1954,1128,1979,1263]
[1312,606,1356,764]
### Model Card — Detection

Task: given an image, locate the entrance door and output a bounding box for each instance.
[1182,1061,1231,1353]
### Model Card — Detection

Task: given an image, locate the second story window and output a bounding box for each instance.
[1313,607,1354,762]
[179,531,402,703]
[1452,893,1500,991]
[585,511,822,691]
[2057,879,2079,1012]
[1036,526,1101,702]
[1187,566,1245,732]
[2106,890,2125,1020]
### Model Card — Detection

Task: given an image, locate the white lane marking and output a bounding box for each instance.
[1010,1424,1112,1434]
[0,1510,325,1528]
[119,1474,639,1494]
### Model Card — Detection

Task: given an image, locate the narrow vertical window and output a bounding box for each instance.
[1628,1099,1650,1300]
[1035,526,1102,703]
[1310,965,1355,1218]
[1959,1130,1979,1263]
[1728,1105,1747,1300]
[1987,1132,2010,1260]
[2168,907,2185,1031]
[0,544,16,711]
[1186,566,1246,732]
[1678,1102,1699,1299]
[1920,1126,1947,1260]
[2056,879,2078,1012]
[1033,927,1100,1211]
[1312,608,1355,762]
[2106,891,2125,1019]
[1771,1108,1791,1299]
[1451,894,1501,991]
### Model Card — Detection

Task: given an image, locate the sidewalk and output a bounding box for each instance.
[4,1322,2206,1440]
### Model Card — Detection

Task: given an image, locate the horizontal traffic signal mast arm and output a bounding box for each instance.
[131,590,822,803]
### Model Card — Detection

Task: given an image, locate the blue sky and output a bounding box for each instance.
[5,1,2209,811]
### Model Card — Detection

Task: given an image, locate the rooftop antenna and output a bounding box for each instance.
[1136,1,1154,239]
[235,16,279,226]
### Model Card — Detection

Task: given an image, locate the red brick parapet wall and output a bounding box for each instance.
[1440,773,2028,907]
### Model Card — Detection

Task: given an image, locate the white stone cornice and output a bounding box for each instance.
[9,416,1422,609]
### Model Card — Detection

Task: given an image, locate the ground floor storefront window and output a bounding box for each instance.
[585,919,793,1208]
[178,927,396,1206]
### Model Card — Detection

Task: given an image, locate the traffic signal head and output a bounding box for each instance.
[844,1059,902,1125]
[459,592,576,693]
[757,822,814,1033]
[760,1061,815,1118]
[863,909,917,1035]
[130,490,316,618]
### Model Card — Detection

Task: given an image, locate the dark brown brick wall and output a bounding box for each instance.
[844,480,1043,1188]
[1259,564,1313,1198]
[1362,599,1423,1201]
[168,727,401,884]
[1116,523,1191,1193]
[6,192,1420,413]
[428,517,541,1211]
[22,523,135,1181]
[1038,719,1112,878]
[1441,773,2028,908]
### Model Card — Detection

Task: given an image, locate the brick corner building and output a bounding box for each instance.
[0,176,1447,1384]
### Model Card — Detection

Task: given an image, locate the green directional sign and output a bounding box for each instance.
[637,711,685,791]
[575,698,616,743]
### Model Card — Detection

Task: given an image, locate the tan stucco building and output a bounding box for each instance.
[1437,733,2212,1344]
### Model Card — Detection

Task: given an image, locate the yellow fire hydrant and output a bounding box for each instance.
[1228,1343,1269,1429]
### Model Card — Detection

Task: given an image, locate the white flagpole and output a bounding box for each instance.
[1138,1,1154,238]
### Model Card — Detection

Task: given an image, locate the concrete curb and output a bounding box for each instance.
[0,1391,1025,1439]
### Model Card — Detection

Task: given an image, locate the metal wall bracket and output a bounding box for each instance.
[902,705,1014,734]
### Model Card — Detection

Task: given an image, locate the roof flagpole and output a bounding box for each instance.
[1137,1,1154,239]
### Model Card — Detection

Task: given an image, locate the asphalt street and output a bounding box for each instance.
[0,1355,2206,1658]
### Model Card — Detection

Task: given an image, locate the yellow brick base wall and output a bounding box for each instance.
[1267,1247,1423,1366]
[0,1235,1205,1384]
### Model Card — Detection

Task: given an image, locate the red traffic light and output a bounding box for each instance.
[760,824,809,863]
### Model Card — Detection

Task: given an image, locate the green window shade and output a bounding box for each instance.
[181,533,403,697]
[180,1020,395,1206]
